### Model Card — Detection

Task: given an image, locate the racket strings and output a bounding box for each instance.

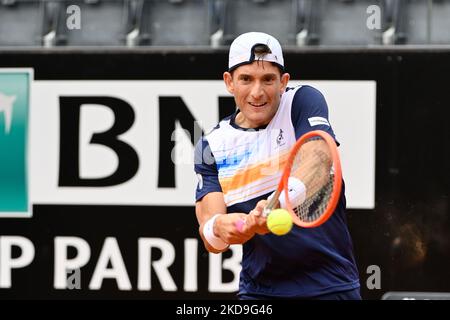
[294,177,334,222]
[289,142,334,223]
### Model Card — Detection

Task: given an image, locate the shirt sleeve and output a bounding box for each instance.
[194,136,222,202]
[290,85,339,145]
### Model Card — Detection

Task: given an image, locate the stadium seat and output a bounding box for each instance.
[429,0,450,44]
[221,0,299,46]
[142,0,212,46]
[315,0,385,46]
[56,0,129,46]
[0,0,43,46]
[402,0,431,44]
[403,0,450,44]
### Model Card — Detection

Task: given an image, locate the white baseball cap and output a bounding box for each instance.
[228,32,284,72]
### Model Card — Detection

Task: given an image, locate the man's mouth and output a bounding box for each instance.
[249,102,267,107]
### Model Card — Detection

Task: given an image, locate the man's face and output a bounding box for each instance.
[223,61,290,128]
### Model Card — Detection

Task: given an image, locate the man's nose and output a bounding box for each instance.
[250,82,263,100]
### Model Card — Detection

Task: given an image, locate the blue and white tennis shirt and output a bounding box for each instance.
[195,85,360,298]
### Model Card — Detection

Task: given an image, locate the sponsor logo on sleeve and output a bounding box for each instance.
[308,116,330,127]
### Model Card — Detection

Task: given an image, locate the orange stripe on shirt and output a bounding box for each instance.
[224,173,280,199]
[219,150,289,194]
[225,181,280,206]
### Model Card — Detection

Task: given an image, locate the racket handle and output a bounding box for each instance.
[262,207,272,218]
[235,218,246,232]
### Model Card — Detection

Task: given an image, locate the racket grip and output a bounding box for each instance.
[235,218,246,232]
[262,207,272,218]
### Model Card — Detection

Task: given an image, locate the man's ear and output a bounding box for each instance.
[223,72,234,94]
[280,73,290,94]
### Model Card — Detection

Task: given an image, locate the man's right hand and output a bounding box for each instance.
[214,213,255,244]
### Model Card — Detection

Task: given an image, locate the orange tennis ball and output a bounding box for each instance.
[267,209,293,236]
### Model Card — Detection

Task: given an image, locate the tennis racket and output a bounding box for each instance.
[236,130,342,232]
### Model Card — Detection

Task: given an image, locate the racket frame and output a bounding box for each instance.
[264,130,342,228]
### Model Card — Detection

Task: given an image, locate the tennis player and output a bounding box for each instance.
[194,32,361,300]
